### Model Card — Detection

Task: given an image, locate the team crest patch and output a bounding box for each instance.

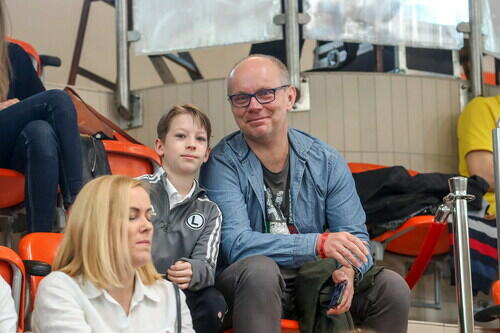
[185,213,205,230]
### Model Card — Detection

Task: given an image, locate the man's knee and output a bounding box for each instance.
[217,255,283,304]
[237,256,282,291]
[375,269,411,310]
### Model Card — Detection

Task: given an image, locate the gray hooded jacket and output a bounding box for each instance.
[138,168,222,291]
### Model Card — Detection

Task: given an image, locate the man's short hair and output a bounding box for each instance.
[227,54,291,93]
[157,104,212,145]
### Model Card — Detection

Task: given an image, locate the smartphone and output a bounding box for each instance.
[328,281,347,309]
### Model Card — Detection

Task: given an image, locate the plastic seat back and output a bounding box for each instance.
[18,233,63,308]
[0,169,25,247]
[0,246,26,332]
[0,169,24,209]
[5,37,41,76]
[102,139,161,177]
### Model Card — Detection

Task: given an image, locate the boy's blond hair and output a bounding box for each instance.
[157,104,212,144]
[53,175,162,289]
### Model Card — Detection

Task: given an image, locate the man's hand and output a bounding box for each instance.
[0,98,19,111]
[167,260,192,290]
[318,232,369,268]
[327,266,355,315]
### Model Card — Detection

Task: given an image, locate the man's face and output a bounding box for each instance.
[155,114,210,178]
[227,58,296,142]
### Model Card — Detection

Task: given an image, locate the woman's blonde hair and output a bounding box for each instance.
[53,175,162,289]
[0,1,11,100]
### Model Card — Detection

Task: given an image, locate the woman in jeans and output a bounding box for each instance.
[0,1,82,232]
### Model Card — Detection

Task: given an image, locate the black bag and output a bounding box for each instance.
[80,135,111,184]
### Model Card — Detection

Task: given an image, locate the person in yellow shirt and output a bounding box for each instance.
[458,95,500,216]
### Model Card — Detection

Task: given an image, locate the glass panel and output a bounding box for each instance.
[304,0,468,50]
[133,0,283,55]
[483,0,500,58]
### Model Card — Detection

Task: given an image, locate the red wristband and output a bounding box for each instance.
[317,232,329,259]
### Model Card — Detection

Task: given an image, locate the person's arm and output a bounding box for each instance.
[323,154,373,275]
[0,276,17,333]
[199,145,318,268]
[466,150,495,191]
[458,97,497,188]
[177,203,222,291]
[7,43,45,100]
[32,272,91,333]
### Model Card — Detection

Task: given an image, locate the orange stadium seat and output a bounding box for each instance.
[102,133,161,177]
[348,162,450,291]
[223,319,299,333]
[18,232,63,311]
[0,169,25,247]
[0,246,26,332]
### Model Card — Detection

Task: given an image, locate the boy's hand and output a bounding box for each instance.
[167,261,192,290]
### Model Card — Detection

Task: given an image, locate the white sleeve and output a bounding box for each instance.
[0,276,17,333]
[32,272,92,333]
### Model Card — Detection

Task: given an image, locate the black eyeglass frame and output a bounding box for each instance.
[227,85,290,108]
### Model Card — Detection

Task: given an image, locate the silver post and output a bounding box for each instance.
[115,0,131,120]
[468,0,483,97]
[284,0,300,89]
[492,123,500,276]
[448,177,475,333]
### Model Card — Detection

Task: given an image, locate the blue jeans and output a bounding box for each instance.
[0,90,83,232]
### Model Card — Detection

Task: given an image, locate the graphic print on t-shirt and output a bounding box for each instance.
[264,185,290,234]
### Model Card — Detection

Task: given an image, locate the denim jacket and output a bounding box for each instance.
[200,129,373,273]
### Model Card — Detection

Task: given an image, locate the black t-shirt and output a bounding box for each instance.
[262,156,297,234]
[262,155,299,318]
[7,43,45,100]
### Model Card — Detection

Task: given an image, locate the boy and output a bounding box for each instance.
[138,104,226,333]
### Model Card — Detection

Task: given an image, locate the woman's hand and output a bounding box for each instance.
[167,260,193,290]
[0,98,19,110]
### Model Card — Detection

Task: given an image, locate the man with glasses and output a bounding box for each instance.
[200,55,410,333]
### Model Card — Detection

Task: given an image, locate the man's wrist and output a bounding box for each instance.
[341,265,362,287]
[316,232,329,258]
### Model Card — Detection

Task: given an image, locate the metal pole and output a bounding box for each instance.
[448,177,475,333]
[115,0,131,120]
[492,125,500,273]
[284,0,300,88]
[468,0,483,97]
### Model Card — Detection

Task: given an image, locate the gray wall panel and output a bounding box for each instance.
[132,72,463,173]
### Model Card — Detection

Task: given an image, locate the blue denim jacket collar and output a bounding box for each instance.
[224,129,313,232]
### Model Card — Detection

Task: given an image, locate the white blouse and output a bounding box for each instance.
[0,276,17,333]
[32,271,194,333]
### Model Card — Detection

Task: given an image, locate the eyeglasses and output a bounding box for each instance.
[228,85,290,108]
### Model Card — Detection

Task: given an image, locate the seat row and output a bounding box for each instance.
[1,233,62,332]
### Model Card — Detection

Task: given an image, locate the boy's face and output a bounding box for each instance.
[155,113,210,178]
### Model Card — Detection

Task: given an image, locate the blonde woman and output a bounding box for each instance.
[32,175,194,333]
[0,0,82,232]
